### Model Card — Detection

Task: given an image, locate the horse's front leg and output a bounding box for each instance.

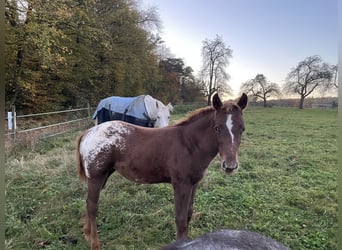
[172,182,194,239]
[187,183,198,225]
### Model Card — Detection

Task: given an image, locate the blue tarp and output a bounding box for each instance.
[92,95,154,127]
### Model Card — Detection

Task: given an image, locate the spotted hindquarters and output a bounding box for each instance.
[78,121,134,180]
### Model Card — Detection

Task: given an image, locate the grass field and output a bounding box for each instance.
[5,106,337,249]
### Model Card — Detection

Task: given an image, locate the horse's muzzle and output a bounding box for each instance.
[221,160,239,174]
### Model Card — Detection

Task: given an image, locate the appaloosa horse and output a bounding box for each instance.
[76,93,248,250]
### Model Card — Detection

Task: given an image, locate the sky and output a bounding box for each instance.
[142,0,338,97]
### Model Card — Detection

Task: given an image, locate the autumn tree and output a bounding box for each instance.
[61,0,106,107]
[200,35,233,105]
[179,66,204,103]
[240,74,280,107]
[5,0,163,112]
[284,55,334,109]
[5,0,108,110]
[154,58,200,103]
[5,0,73,111]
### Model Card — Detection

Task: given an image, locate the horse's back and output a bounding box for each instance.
[96,96,138,113]
[93,95,159,126]
[88,121,181,182]
[78,121,137,178]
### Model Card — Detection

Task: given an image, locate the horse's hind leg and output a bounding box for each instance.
[84,176,108,250]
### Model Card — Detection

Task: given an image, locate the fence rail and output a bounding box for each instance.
[15,107,90,118]
[5,105,95,152]
[6,106,93,135]
[5,117,90,136]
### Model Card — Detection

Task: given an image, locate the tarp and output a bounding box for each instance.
[92,95,154,127]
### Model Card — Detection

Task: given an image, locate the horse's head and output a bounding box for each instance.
[144,96,173,128]
[212,93,248,174]
[154,102,173,128]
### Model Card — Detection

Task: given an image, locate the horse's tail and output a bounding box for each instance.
[76,133,87,182]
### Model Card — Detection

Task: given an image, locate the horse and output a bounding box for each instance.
[92,95,173,128]
[76,93,248,250]
[162,229,290,250]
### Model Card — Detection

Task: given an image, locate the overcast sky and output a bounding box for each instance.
[142,0,338,97]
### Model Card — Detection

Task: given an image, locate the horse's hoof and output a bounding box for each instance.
[91,242,100,250]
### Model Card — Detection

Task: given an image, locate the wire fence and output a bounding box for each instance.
[5,105,95,153]
[6,106,93,135]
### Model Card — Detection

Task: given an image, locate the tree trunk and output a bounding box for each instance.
[207,64,214,106]
[299,95,305,109]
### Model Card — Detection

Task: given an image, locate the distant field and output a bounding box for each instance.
[5,106,337,249]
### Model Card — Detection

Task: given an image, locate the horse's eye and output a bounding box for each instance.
[214,126,221,133]
[240,126,245,134]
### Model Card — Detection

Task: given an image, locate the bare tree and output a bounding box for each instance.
[137,5,162,32]
[240,74,280,107]
[200,35,233,105]
[284,55,334,109]
[330,64,338,88]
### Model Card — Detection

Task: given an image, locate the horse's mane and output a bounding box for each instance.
[174,101,239,126]
[174,106,215,126]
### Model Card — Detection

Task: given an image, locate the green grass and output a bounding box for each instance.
[5,106,337,249]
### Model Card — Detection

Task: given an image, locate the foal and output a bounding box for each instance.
[76,93,248,250]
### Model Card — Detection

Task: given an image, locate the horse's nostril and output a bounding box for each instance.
[221,160,227,169]
[221,160,239,172]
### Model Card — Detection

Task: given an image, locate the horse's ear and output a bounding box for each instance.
[167,103,174,112]
[237,93,248,110]
[212,93,222,110]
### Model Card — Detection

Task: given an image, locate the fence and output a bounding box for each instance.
[5,105,95,152]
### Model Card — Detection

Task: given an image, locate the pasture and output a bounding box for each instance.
[5,106,337,249]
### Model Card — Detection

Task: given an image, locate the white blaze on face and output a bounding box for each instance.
[226,114,234,144]
[79,122,132,178]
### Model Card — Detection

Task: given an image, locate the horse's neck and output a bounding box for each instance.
[182,111,218,156]
[144,96,158,118]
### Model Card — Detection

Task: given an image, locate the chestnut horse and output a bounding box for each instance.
[76,93,248,250]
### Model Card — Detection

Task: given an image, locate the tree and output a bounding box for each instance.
[5,0,75,111]
[93,0,161,98]
[5,0,163,112]
[179,66,204,103]
[200,35,233,105]
[240,74,280,107]
[284,55,334,109]
[330,64,338,88]
[149,57,203,104]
